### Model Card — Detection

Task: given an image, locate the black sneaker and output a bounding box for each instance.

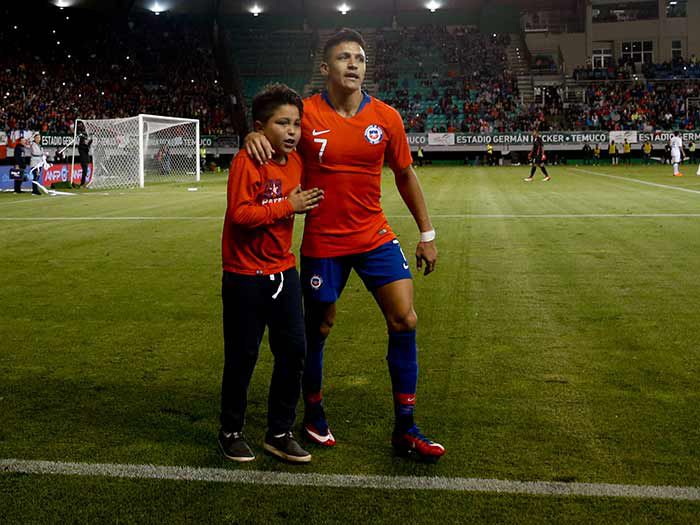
[264,431,311,463]
[218,430,255,462]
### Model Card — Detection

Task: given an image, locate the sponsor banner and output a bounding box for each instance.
[428,133,456,146]
[39,134,240,149]
[609,130,638,144]
[39,163,93,186]
[639,130,700,144]
[0,165,30,190]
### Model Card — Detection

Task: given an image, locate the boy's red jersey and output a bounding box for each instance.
[222,149,300,276]
[298,93,413,258]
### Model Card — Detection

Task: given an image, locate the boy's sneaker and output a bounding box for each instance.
[392,425,445,462]
[264,432,312,463]
[543,176,551,181]
[523,177,533,182]
[218,430,255,462]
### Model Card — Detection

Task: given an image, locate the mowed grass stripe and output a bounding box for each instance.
[3,459,700,501]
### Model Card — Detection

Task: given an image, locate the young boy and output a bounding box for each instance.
[219,84,324,463]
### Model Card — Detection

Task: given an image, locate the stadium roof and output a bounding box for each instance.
[48,0,580,15]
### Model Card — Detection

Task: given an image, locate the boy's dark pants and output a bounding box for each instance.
[220,268,306,435]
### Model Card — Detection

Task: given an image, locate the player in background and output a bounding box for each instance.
[524,130,550,182]
[219,84,324,464]
[245,29,444,462]
[670,131,684,177]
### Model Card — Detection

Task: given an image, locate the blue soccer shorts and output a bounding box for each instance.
[301,238,412,303]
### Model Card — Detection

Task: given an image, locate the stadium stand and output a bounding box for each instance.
[1,5,230,135]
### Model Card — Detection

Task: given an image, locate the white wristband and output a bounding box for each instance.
[420,229,436,243]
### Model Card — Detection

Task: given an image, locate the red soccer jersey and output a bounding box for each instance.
[298,92,413,258]
[221,149,300,276]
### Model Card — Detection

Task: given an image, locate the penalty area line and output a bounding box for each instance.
[1,458,699,501]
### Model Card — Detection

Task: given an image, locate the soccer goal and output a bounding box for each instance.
[71,114,200,189]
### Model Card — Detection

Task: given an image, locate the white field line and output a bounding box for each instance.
[1,458,699,501]
[570,167,700,195]
[2,214,700,221]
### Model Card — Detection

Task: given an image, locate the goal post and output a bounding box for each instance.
[71,114,200,189]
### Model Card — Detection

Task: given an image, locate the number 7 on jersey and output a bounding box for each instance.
[314,137,327,163]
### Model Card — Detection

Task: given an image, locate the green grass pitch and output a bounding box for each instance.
[1,164,699,523]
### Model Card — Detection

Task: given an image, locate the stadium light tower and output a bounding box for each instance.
[250,4,263,16]
[338,3,351,15]
[53,0,76,7]
[426,1,440,12]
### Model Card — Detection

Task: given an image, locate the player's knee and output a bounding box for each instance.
[319,317,334,339]
[387,309,417,333]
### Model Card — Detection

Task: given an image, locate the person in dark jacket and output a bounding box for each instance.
[12,137,27,194]
[77,127,93,187]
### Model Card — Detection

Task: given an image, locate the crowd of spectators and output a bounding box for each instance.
[565,80,700,131]
[375,26,554,133]
[1,5,231,137]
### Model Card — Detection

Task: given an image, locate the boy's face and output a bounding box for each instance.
[322,41,366,93]
[255,104,301,159]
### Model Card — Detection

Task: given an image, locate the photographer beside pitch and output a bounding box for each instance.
[245,29,444,461]
[219,84,324,463]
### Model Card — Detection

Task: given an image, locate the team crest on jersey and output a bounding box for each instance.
[364,124,384,145]
[262,179,283,205]
[310,275,323,290]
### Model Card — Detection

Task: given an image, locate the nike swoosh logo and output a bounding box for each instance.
[312,129,330,136]
[403,263,409,270]
[304,425,335,443]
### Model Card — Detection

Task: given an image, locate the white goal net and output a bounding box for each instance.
[72,114,200,189]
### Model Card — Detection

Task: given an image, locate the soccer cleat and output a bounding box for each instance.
[264,432,312,463]
[523,177,533,182]
[218,430,255,462]
[303,421,336,447]
[675,172,684,177]
[392,425,445,462]
[543,176,551,181]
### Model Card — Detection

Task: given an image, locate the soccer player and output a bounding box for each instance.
[245,29,444,461]
[523,130,550,181]
[219,84,324,463]
[670,131,684,177]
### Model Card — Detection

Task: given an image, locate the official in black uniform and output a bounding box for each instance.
[524,130,551,182]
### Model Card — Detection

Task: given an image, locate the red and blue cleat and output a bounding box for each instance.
[392,425,445,462]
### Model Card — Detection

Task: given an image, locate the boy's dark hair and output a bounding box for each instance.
[323,28,366,61]
[252,83,303,124]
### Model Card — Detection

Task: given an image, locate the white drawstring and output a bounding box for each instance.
[270,272,284,299]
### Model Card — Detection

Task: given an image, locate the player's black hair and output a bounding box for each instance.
[252,83,303,124]
[323,28,366,61]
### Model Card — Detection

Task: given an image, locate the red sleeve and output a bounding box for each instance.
[226,154,294,228]
[385,106,413,173]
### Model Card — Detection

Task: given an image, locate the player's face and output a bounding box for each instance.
[256,104,301,160]
[322,41,366,92]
